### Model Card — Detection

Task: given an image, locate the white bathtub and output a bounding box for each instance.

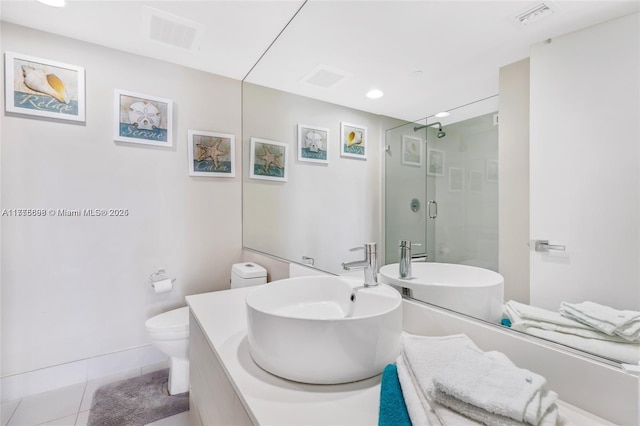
[379,262,504,322]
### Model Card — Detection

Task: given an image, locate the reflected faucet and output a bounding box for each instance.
[341,243,378,287]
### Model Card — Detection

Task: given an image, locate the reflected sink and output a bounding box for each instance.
[246,276,402,384]
[379,262,504,322]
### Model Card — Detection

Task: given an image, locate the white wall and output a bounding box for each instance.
[242,83,397,275]
[1,23,243,377]
[529,13,639,310]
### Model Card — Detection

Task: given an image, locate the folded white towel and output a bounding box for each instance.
[395,355,433,426]
[431,387,559,426]
[431,347,557,425]
[506,301,592,330]
[398,334,486,425]
[560,301,640,342]
[506,301,632,344]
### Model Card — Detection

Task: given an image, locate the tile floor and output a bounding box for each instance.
[1,364,190,426]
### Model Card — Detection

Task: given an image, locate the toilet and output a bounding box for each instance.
[145,262,267,395]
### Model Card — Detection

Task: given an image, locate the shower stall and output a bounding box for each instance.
[384,96,499,271]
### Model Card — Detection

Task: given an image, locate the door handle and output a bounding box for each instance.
[427,200,438,219]
[534,240,566,252]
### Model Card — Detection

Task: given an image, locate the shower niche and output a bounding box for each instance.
[384,96,499,271]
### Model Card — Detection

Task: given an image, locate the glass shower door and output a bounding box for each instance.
[384,96,499,272]
[384,120,427,264]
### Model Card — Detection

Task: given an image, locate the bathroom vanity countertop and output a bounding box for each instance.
[186,287,381,425]
[187,288,615,426]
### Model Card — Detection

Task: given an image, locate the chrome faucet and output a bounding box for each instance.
[341,243,378,287]
[399,240,426,279]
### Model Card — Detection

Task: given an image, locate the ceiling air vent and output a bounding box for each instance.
[142,6,203,51]
[301,65,349,89]
[514,2,558,26]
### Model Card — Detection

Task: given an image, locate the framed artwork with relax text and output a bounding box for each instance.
[340,122,367,159]
[401,135,423,166]
[297,124,329,164]
[250,137,288,182]
[4,51,86,122]
[188,130,235,177]
[114,89,173,147]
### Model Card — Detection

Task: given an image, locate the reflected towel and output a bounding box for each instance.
[431,347,558,425]
[378,364,411,426]
[560,301,640,342]
[509,322,640,364]
[505,301,631,343]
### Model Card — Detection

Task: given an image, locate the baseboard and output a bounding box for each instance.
[1,345,168,402]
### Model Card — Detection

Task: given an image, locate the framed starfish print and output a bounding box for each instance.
[114,89,173,147]
[188,130,235,177]
[250,137,288,182]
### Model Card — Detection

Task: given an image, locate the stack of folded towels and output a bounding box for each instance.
[505,300,640,364]
[386,334,559,426]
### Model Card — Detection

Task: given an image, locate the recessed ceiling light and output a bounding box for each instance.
[435,111,450,118]
[37,0,66,7]
[366,89,384,99]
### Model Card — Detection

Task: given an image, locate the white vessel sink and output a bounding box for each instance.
[245,276,402,384]
[379,262,504,322]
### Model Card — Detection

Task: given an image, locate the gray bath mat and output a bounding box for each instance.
[87,369,189,426]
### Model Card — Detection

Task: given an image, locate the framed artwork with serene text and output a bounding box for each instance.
[114,89,173,147]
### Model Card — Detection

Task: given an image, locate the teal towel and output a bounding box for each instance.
[378,364,411,426]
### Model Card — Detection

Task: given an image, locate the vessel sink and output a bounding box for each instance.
[245,276,402,384]
[379,262,504,322]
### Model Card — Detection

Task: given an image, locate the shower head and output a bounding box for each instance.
[414,121,445,138]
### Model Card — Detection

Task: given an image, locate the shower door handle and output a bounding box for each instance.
[427,200,438,219]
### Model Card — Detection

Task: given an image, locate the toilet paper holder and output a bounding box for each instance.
[149,268,176,287]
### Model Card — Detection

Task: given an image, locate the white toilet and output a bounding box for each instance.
[145,262,267,395]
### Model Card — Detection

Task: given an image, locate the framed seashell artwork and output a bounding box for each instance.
[427,147,445,177]
[249,137,288,182]
[401,135,423,167]
[340,122,367,160]
[4,52,85,122]
[297,124,329,164]
[188,130,235,177]
[114,89,173,147]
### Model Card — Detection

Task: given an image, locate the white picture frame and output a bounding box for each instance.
[4,51,86,122]
[340,122,367,159]
[297,124,329,164]
[114,89,173,147]
[250,137,288,182]
[427,147,445,176]
[188,130,235,177]
[448,167,465,192]
[401,135,423,166]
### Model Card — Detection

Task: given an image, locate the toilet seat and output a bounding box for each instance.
[145,306,189,334]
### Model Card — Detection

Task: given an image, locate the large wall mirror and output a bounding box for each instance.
[243,1,639,366]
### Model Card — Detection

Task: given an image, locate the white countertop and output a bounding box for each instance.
[186,287,381,425]
[187,288,615,426]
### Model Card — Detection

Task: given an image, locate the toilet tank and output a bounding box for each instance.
[231,262,267,288]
